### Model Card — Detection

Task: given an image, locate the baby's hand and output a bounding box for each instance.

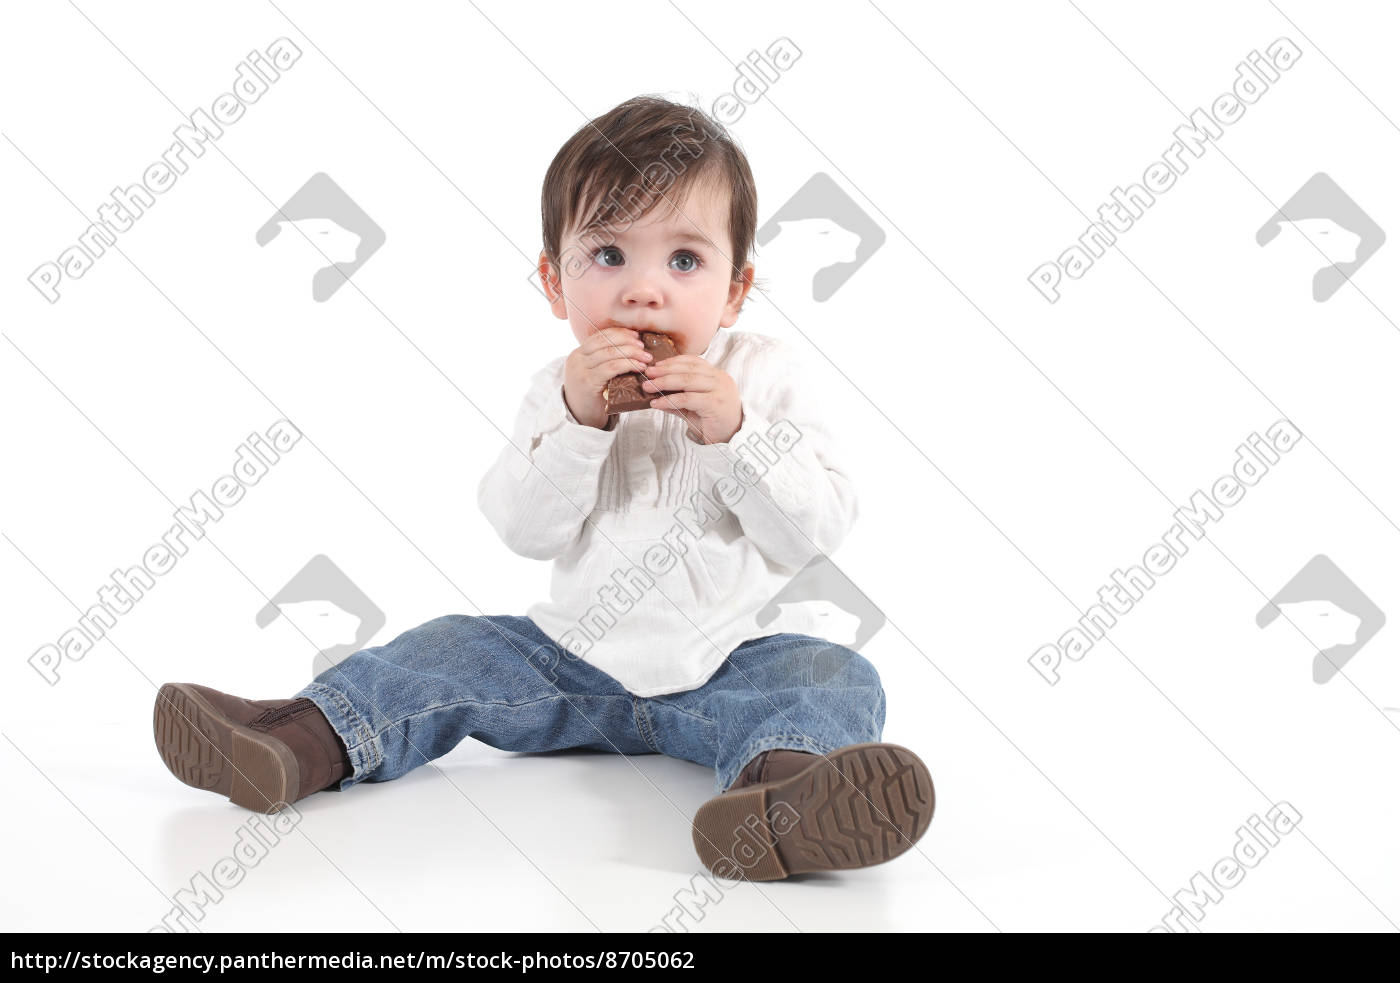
[563,327,652,429]
[642,355,743,444]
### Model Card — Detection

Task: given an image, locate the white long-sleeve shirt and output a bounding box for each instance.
[477,327,858,697]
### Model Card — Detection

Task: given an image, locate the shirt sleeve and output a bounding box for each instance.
[477,356,620,561]
[687,338,859,571]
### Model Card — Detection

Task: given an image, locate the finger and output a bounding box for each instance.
[590,353,650,376]
[596,355,651,378]
[642,371,713,393]
[650,391,702,411]
[650,353,708,370]
[648,356,715,382]
[587,341,650,370]
[587,333,643,360]
[583,327,643,357]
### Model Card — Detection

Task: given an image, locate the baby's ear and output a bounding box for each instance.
[537,251,568,319]
[721,262,756,326]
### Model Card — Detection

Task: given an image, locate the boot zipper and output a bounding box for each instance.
[250,699,315,729]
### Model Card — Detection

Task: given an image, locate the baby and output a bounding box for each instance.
[153,95,934,883]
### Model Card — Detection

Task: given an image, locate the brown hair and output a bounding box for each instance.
[541,95,757,283]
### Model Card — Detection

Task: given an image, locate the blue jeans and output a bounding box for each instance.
[293,614,886,795]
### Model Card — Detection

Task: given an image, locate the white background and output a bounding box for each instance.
[1,0,1396,933]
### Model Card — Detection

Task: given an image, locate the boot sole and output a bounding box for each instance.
[153,683,301,814]
[692,742,934,881]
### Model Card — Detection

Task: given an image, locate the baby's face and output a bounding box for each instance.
[540,176,754,357]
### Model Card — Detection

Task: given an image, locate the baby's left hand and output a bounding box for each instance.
[642,355,743,445]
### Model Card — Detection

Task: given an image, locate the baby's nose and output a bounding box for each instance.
[620,272,663,307]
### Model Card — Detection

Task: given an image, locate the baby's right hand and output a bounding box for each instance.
[563,327,652,429]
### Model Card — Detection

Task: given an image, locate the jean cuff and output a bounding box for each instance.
[295,681,382,789]
[717,732,836,796]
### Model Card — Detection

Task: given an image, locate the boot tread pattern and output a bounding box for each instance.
[692,742,935,882]
[782,745,933,872]
[153,683,225,792]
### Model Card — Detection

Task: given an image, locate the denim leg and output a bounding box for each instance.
[641,633,887,795]
[293,614,651,789]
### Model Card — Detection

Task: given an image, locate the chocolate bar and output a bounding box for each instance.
[604,331,680,413]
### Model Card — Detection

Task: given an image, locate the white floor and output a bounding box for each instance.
[3,641,1395,933]
[4,719,960,933]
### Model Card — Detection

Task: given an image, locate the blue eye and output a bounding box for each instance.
[670,251,700,272]
[596,246,624,267]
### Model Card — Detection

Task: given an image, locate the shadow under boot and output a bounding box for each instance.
[153,682,352,813]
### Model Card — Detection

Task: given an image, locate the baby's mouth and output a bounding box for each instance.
[601,318,660,333]
[596,320,685,355]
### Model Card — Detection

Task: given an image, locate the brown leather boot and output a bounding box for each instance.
[692,742,935,882]
[728,748,821,791]
[153,682,352,813]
